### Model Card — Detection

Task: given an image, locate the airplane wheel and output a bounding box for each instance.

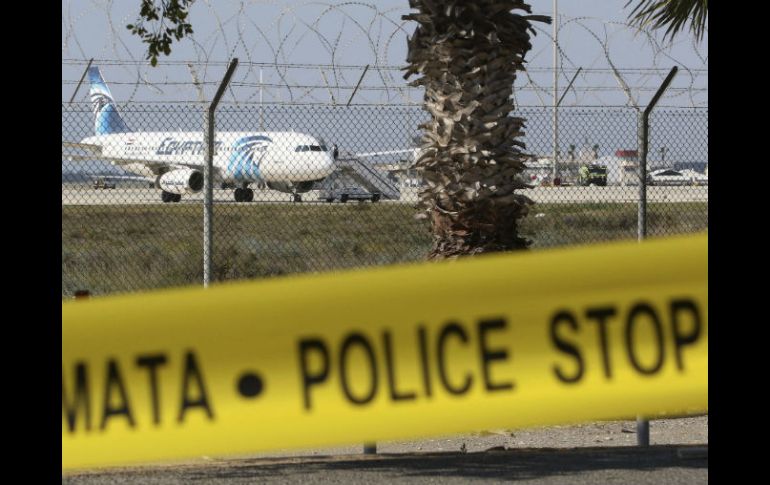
[371,194,381,203]
[340,195,348,203]
[293,194,302,203]
[244,189,254,202]
[173,194,182,203]
[161,191,173,203]
[234,188,244,202]
[326,198,334,203]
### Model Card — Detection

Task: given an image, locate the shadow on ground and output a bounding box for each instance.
[66,445,707,483]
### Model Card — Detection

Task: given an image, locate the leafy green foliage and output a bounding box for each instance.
[625,0,708,42]
[127,0,194,66]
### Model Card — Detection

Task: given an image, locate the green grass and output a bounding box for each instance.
[62,202,707,297]
[520,202,708,247]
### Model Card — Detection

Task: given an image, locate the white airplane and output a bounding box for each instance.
[64,67,335,203]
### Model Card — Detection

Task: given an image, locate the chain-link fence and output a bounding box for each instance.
[62,102,707,298]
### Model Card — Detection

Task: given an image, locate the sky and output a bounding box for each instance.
[62,1,708,107]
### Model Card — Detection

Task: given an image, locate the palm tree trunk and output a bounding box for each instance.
[404,0,549,259]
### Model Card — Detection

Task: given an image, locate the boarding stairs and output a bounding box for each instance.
[334,155,401,200]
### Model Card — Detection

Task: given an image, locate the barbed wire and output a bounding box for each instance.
[62,0,707,107]
[61,78,708,95]
[61,58,709,74]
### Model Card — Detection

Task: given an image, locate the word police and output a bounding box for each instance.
[298,318,513,410]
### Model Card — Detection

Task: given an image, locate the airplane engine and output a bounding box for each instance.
[156,169,204,195]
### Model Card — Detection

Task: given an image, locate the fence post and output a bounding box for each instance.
[637,110,648,239]
[68,58,94,104]
[204,59,239,288]
[556,67,582,108]
[552,0,558,183]
[351,62,373,455]
[636,65,678,446]
[347,64,370,106]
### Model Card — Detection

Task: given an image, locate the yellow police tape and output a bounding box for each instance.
[63,233,707,470]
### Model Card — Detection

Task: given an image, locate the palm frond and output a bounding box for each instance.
[625,0,708,42]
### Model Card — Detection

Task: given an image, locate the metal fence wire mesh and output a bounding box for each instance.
[62,103,707,298]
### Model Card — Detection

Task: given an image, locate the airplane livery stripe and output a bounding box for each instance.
[227,136,271,181]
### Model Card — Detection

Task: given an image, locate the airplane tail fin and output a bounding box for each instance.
[88,67,131,135]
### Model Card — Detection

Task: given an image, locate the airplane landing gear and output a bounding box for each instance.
[234,187,254,202]
[161,191,181,203]
[293,193,302,203]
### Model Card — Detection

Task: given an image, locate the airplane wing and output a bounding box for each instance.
[352,149,418,171]
[62,140,202,175]
[63,154,104,162]
[91,174,155,181]
[355,149,414,158]
[62,141,104,162]
[62,141,103,154]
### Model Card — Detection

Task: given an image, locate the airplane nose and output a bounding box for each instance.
[309,153,335,179]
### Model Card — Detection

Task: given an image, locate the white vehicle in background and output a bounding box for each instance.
[319,185,381,203]
[647,168,708,186]
[63,67,335,203]
[521,158,553,186]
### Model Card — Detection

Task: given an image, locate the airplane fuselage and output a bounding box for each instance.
[80,131,335,185]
